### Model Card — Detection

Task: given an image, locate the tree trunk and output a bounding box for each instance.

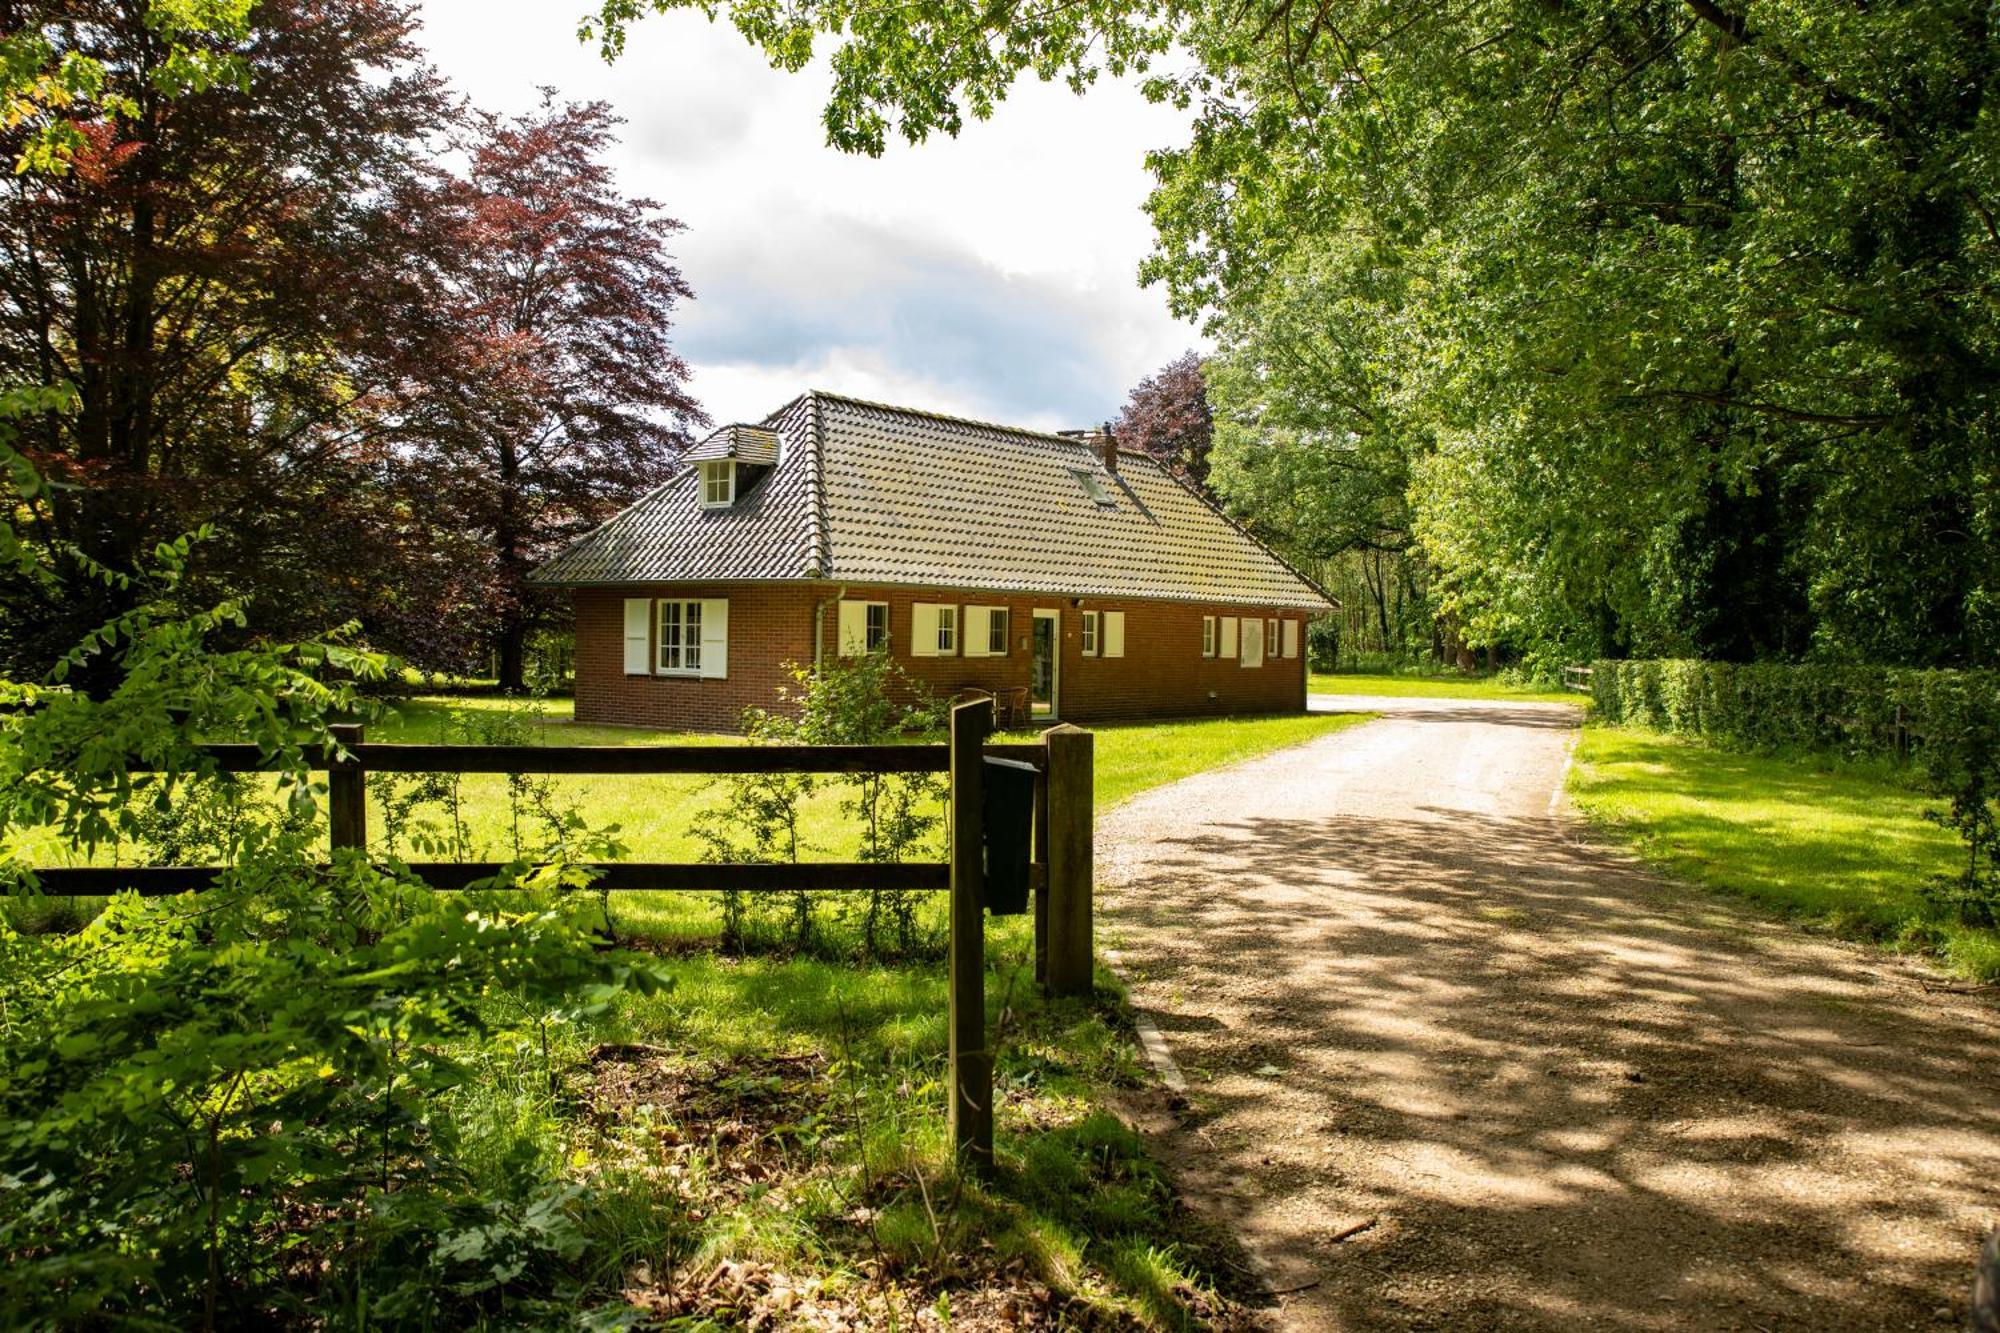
[495,619,528,693]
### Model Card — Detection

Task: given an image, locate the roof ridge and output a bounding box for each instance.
[806,388,1140,458]
[803,393,828,578]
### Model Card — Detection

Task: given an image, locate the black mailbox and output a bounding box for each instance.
[981,756,1037,915]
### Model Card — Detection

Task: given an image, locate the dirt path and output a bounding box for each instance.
[1100,696,2000,1331]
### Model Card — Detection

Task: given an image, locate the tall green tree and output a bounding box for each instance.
[591,0,2000,669]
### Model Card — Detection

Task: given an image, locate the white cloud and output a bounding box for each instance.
[413,0,1203,429]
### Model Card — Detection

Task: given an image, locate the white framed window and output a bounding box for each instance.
[1080,611,1099,656]
[1240,615,1265,668]
[912,603,959,657]
[658,599,702,674]
[1102,610,1125,658]
[1281,619,1300,659]
[964,606,1009,658]
[1202,616,1216,658]
[1219,616,1239,658]
[837,600,889,655]
[1266,618,1279,659]
[698,460,734,508]
[657,597,729,677]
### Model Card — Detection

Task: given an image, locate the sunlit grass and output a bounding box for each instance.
[1309,670,1583,705]
[1568,725,2000,981]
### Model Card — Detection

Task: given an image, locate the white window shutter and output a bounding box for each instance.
[699,598,729,678]
[911,603,938,657]
[623,598,651,674]
[1220,616,1239,657]
[963,607,988,657]
[1282,619,1300,658]
[1103,611,1125,658]
[837,600,868,656]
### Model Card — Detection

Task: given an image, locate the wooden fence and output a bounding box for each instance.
[21,698,1091,1175]
[1563,664,1594,695]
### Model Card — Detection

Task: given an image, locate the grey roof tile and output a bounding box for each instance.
[533,392,1333,611]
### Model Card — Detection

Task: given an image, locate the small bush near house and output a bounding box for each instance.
[696,651,950,958]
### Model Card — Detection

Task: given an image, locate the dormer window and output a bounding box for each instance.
[699,460,735,508]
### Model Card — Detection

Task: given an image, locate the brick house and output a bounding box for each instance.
[532,392,1336,731]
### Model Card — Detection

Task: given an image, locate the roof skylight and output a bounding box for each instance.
[1071,468,1116,507]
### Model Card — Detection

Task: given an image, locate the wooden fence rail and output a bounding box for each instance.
[1563,664,1594,695]
[15,700,1096,1176]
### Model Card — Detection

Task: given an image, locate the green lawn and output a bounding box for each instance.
[4,698,1371,1323]
[364,697,1374,864]
[1309,670,1584,706]
[1568,725,2000,981]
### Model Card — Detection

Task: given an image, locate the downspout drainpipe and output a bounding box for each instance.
[813,586,849,669]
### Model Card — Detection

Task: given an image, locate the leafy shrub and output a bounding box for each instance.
[696,651,948,958]
[1590,659,2000,926]
[0,502,666,1327]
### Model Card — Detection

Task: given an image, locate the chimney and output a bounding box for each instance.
[1098,420,1117,473]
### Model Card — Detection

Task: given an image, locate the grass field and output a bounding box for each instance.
[1568,725,2000,982]
[3,697,1372,1324]
[367,696,1372,860]
[1309,670,1583,706]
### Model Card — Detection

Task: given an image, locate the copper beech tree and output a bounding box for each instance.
[387,96,704,688]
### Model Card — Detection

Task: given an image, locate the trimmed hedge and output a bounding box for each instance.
[1588,659,2000,762]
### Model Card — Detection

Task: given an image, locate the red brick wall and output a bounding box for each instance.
[573,583,819,732]
[572,581,1309,732]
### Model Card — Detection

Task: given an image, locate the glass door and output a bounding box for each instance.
[1031,609,1059,718]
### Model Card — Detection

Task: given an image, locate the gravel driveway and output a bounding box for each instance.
[1099,695,2000,1331]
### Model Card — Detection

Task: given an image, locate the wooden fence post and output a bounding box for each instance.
[1032,765,1050,987]
[328,723,366,856]
[948,697,993,1176]
[1043,724,1093,998]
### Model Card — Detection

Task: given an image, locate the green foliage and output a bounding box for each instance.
[695,652,948,958]
[0,462,666,1327]
[1590,660,2000,930]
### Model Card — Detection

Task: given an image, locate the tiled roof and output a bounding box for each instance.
[533,392,1334,612]
[684,424,781,464]
[532,396,817,586]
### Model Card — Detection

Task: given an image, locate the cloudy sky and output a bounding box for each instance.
[415,1,1201,433]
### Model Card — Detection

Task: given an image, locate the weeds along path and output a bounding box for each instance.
[1099,695,2000,1332]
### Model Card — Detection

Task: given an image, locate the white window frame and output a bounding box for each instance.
[656,598,704,675]
[837,599,889,656]
[1080,611,1099,656]
[1239,615,1265,668]
[1102,610,1125,658]
[1202,616,1216,658]
[912,603,959,657]
[1219,616,1239,658]
[698,460,734,508]
[964,606,1009,658]
[1266,618,1279,660]
[987,607,1009,656]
